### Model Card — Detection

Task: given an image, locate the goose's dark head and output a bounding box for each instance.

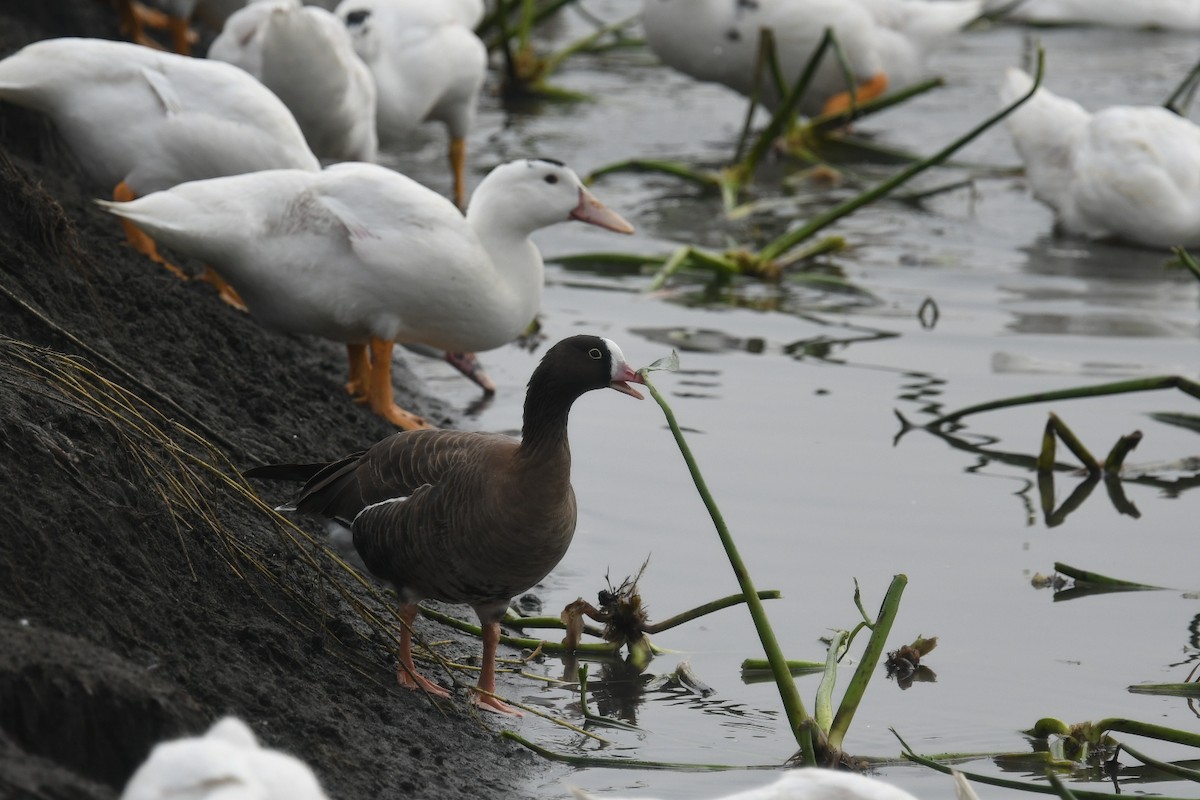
[521,335,643,444]
[532,335,644,400]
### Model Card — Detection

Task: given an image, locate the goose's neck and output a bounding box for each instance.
[516,380,579,464]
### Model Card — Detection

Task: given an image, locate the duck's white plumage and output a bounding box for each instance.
[334,0,487,205]
[641,0,979,117]
[120,717,329,800]
[1000,67,1200,248]
[209,0,378,163]
[334,0,485,146]
[852,0,982,91]
[99,158,633,427]
[568,768,922,800]
[0,37,319,195]
[984,0,1200,30]
[568,768,984,800]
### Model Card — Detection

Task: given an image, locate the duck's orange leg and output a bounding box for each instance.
[367,337,432,430]
[345,343,371,401]
[166,13,193,55]
[471,620,523,716]
[821,71,889,117]
[449,136,467,212]
[113,181,189,279]
[200,266,248,311]
[396,604,451,698]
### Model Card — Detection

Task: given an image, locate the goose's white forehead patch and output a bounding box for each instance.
[602,337,627,378]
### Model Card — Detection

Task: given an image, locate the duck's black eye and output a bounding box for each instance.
[544,174,559,185]
[345,9,370,26]
[588,348,603,360]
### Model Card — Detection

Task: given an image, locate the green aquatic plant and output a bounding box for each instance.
[589,27,953,210]
[897,725,1200,799]
[488,0,638,101]
[571,50,1045,292]
[640,355,910,767]
[1169,246,1200,282]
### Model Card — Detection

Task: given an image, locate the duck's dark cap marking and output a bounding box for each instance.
[527,157,565,168]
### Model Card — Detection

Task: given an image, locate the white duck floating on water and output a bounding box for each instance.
[1000,67,1200,249]
[0,37,318,281]
[120,717,328,800]
[334,0,487,208]
[100,158,634,428]
[209,0,379,163]
[984,0,1200,30]
[641,0,981,118]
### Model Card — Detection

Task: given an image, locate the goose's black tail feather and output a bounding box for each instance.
[243,463,330,483]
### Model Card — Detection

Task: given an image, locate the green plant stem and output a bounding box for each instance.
[505,590,782,634]
[1173,247,1200,282]
[809,78,944,133]
[827,574,906,750]
[645,590,783,633]
[1127,683,1200,698]
[1053,562,1163,590]
[814,630,846,733]
[927,375,1200,429]
[1046,413,1099,472]
[757,48,1045,263]
[740,658,825,673]
[1163,59,1200,115]
[1116,741,1200,781]
[1092,718,1200,748]
[641,372,820,764]
[896,733,1197,799]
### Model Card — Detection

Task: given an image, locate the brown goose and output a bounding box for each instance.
[246,335,645,714]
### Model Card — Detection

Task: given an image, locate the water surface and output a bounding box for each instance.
[392,8,1200,798]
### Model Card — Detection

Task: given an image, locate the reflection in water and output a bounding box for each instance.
[893,368,1200,524]
[1005,234,1200,339]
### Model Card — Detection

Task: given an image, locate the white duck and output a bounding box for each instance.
[641,0,980,118]
[566,767,983,800]
[210,0,379,163]
[99,159,635,428]
[0,37,319,281]
[120,717,329,800]
[1000,67,1200,249]
[852,0,982,93]
[334,0,488,208]
[984,0,1200,30]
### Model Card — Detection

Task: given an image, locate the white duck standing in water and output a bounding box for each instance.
[99,159,634,428]
[1000,67,1200,249]
[120,717,329,800]
[641,0,980,118]
[209,0,379,163]
[334,0,487,208]
[246,335,646,715]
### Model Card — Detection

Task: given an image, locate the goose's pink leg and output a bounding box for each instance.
[472,620,523,716]
[396,604,450,698]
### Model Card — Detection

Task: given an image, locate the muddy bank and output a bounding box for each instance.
[0,3,549,797]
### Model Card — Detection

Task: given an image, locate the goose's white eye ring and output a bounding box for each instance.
[588,348,603,359]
